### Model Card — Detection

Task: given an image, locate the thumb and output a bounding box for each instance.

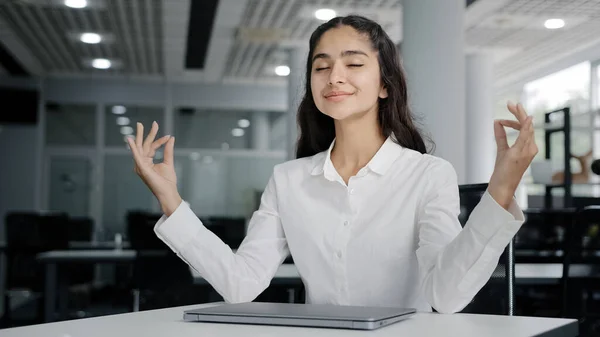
[494,120,509,152]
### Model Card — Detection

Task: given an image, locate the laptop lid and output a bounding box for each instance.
[183,302,416,330]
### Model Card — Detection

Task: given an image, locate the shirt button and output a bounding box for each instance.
[349,188,355,195]
[336,251,342,258]
[343,220,349,226]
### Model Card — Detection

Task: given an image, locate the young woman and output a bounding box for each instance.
[127,15,537,314]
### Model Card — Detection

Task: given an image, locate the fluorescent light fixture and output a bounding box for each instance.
[80,32,102,44]
[120,126,133,135]
[116,116,130,126]
[92,58,111,69]
[65,0,87,9]
[315,8,336,21]
[544,18,565,29]
[275,65,290,76]
[189,152,200,161]
[112,105,126,115]
[238,119,250,128]
[231,128,245,137]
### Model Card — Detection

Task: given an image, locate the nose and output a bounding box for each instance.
[328,61,346,86]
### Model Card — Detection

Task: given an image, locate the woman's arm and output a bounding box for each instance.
[415,159,524,314]
[154,170,289,303]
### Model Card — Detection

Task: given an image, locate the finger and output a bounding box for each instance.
[127,137,146,171]
[516,102,530,121]
[143,121,159,153]
[514,116,533,149]
[523,117,536,149]
[497,119,522,131]
[163,136,175,166]
[494,120,509,151]
[507,101,526,123]
[135,122,144,149]
[151,135,171,152]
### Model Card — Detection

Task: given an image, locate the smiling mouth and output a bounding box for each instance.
[325,92,353,101]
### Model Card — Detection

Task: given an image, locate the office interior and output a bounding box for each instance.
[0,0,599,336]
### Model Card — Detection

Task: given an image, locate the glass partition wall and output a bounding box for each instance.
[42,100,286,241]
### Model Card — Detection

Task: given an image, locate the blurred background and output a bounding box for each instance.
[0,0,600,335]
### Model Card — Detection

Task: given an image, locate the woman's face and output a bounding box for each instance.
[310,25,388,122]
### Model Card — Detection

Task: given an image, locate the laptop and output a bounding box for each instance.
[183,302,416,330]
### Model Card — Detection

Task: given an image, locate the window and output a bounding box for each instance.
[45,103,96,146]
[173,108,252,149]
[521,62,594,196]
[105,105,163,147]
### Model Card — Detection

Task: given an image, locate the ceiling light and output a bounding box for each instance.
[65,0,87,9]
[315,8,336,21]
[112,105,126,115]
[238,119,250,128]
[189,152,200,161]
[92,58,111,69]
[544,18,565,29]
[116,116,130,126]
[275,65,290,76]
[231,128,245,137]
[202,156,214,164]
[80,32,102,44]
[120,126,133,135]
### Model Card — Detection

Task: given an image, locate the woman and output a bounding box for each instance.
[127,15,537,314]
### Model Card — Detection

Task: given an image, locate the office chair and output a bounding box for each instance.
[458,183,515,316]
[562,205,600,320]
[2,212,69,327]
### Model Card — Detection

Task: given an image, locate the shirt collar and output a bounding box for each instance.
[310,136,405,178]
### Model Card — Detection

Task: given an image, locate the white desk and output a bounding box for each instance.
[0,302,578,337]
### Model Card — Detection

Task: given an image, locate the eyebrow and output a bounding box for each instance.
[312,50,369,63]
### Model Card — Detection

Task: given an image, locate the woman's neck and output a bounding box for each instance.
[330,112,385,181]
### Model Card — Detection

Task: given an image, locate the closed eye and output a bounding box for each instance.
[349,64,364,68]
[315,67,329,71]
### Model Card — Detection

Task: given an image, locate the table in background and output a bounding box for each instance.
[36,249,166,322]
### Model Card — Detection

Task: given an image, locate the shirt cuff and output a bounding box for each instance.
[466,191,525,252]
[154,199,200,251]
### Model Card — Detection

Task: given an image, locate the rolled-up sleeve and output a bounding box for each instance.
[154,170,289,303]
[416,159,524,314]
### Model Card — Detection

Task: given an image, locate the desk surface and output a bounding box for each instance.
[1,302,577,337]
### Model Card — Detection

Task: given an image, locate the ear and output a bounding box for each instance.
[379,85,388,99]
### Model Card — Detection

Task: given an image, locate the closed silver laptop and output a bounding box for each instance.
[183,302,416,330]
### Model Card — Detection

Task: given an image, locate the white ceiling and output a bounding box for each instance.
[1,0,600,91]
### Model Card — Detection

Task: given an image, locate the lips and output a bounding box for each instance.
[324,91,353,98]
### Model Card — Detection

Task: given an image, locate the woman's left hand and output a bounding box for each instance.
[488,101,539,209]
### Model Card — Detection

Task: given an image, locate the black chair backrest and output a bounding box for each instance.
[205,217,246,249]
[568,205,600,263]
[5,212,70,290]
[67,216,94,242]
[66,216,96,285]
[127,211,166,250]
[457,183,514,315]
[516,208,576,261]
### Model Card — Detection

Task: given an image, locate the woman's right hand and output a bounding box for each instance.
[127,121,182,216]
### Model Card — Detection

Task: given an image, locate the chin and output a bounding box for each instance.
[322,110,363,121]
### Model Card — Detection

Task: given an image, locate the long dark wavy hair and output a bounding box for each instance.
[295,15,432,159]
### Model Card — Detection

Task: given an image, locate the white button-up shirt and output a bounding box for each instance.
[155,137,524,313]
